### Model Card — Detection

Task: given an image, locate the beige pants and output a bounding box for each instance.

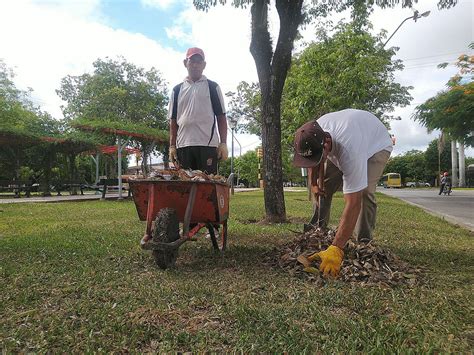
[309,149,391,242]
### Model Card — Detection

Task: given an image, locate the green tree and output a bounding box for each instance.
[404,150,428,181]
[195,0,456,223]
[226,81,261,136]
[0,60,45,181]
[413,82,473,146]
[384,155,409,181]
[424,138,452,184]
[282,22,412,145]
[57,57,169,171]
[383,150,427,183]
[235,150,259,187]
[413,43,473,146]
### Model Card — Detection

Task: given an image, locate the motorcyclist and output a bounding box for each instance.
[439,172,451,195]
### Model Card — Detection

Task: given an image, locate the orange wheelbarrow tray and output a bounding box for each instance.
[129,179,230,254]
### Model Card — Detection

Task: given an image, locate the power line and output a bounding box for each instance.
[399,50,465,62]
[241,140,261,149]
[403,61,456,70]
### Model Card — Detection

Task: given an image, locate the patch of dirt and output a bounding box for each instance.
[286,216,307,224]
[267,227,423,287]
[238,216,306,225]
[238,218,260,224]
[129,306,226,334]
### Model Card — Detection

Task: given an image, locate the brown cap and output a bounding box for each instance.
[293,120,326,167]
[185,47,205,60]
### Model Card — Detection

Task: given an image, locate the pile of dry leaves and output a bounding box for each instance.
[269,227,423,287]
[129,169,227,183]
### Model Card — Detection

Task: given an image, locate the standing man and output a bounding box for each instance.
[168,47,228,173]
[293,109,393,276]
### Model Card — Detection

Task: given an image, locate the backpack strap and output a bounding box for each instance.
[171,83,183,120]
[207,79,223,146]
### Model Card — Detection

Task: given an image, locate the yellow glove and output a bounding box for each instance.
[169,145,177,163]
[308,245,344,277]
[217,143,228,161]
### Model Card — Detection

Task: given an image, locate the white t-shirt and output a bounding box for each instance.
[168,75,226,148]
[317,109,393,193]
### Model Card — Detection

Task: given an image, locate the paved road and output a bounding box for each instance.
[378,187,474,231]
[0,193,122,204]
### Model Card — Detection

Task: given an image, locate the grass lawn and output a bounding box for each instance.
[1,191,473,352]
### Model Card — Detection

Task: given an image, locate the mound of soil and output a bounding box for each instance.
[269,227,423,287]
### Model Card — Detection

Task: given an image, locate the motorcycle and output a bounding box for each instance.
[442,183,452,196]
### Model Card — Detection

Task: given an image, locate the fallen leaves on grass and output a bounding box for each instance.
[129,305,226,334]
[268,227,423,287]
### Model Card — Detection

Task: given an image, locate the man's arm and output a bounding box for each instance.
[216,114,228,161]
[169,119,178,147]
[217,114,227,144]
[332,191,362,249]
[169,119,178,163]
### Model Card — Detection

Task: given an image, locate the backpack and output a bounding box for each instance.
[171,79,223,145]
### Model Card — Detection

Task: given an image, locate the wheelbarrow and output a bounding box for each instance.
[128,178,230,269]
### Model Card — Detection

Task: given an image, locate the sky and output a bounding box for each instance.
[0,0,473,160]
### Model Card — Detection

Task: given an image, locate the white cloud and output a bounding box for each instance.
[0,0,185,118]
[165,26,193,43]
[141,0,177,11]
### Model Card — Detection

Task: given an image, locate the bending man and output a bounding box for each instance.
[293,109,393,276]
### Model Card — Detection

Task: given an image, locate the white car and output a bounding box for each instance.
[405,182,431,188]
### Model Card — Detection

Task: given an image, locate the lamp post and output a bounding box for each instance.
[228,116,238,194]
[383,10,430,47]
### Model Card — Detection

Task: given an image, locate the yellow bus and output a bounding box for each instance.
[381,173,402,188]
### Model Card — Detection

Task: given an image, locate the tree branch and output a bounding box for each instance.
[272,0,304,98]
[250,0,273,95]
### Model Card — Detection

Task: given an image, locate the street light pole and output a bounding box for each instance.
[383,10,430,47]
[228,116,238,195]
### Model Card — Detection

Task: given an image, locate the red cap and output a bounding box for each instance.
[293,120,326,168]
[185,47,205,60]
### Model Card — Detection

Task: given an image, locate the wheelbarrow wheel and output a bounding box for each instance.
[207,220,227,253]
[151,208,180,269]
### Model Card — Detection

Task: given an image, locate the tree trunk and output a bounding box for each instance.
[451,140,458,187]
[141,151,149,177]
[41,152,52,197]
[69,153,78,195]
[250,0,304,223]
[458,143,465,187]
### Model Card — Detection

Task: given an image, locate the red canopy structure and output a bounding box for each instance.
[83,145,141,156]
[73,122,168,199]
[99,145,140,155]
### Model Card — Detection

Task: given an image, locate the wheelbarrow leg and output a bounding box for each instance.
[141,183,157,246]
[207,219,227,252]
[182,184,198,236]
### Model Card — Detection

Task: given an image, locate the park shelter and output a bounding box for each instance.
[73,122,168,199]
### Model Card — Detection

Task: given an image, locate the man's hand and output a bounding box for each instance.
[169,145,177,163]
[308,245,344,277]
[311,184,326,199]
[217,143,228,161]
